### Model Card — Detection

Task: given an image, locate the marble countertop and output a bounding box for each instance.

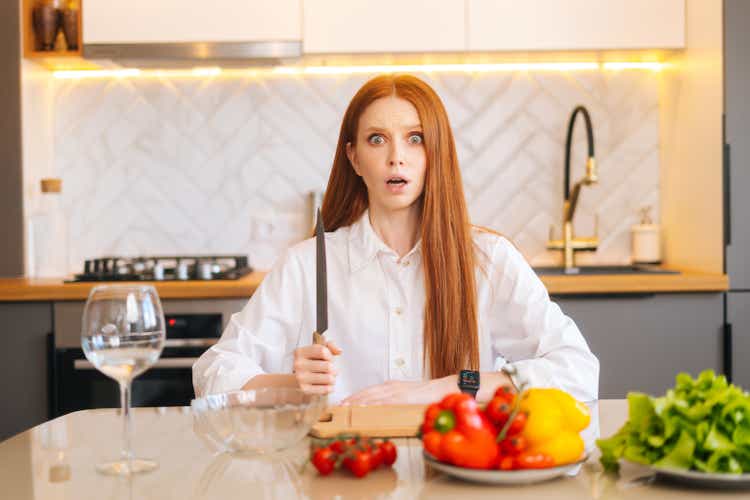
[0,400,746,499]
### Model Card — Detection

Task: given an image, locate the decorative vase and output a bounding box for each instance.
[32,2,60,51]
[61,4,79,51]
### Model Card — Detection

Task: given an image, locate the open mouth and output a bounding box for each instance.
[386,176,409,185]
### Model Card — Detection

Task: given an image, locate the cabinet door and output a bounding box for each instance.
[725,0,750,289]
[303,0,465,54]
[728,292,750,388]
[0,303,52,441]
[83,0,302,44]
[555,294,722,398]
[468,0,684,51]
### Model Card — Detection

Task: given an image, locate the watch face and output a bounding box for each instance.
[459,370,480,388]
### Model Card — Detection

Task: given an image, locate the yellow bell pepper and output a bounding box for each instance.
[519,388,590,465]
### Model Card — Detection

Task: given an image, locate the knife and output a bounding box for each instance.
[313,208,328,345]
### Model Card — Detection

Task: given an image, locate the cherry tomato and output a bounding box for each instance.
[485,397,512,427]
[329,439,347,454]
[343,449,372,478]
[369,442,384,468]
[507,411,528,437]
[498,455,516,470]
[434,410,456,434]
[516,452,555,469]
[311,447,337,476]
[422,431,443,460]
[500,435,527,455]
[380,440,398,466]
[493,385,517,404]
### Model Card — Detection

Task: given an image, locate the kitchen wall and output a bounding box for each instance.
[24,68,660,274]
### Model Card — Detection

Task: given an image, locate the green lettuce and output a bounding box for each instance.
[597,370,750,474]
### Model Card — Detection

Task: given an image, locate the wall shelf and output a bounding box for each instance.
[22,0,86,68]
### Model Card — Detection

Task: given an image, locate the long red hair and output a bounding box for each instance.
[321,74,479,378]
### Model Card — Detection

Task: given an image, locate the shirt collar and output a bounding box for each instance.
[348,209,422,273]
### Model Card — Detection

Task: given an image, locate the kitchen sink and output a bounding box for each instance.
[534,265,680,276]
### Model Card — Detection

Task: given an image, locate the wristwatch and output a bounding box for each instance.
[458,370,480,398]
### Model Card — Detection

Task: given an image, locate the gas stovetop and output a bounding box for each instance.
[67,255,252,282]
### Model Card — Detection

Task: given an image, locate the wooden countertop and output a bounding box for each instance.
[0,272,266,302]
[0,269,729,302]
[0,400,745,499]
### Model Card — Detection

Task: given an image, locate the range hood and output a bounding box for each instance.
[81,0,303,67]
[82,41,302,68]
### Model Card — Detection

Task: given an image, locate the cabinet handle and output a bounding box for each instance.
[723,323,733,383]
[724,141,732,247]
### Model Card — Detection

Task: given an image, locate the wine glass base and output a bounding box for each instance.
[96,458,158,476]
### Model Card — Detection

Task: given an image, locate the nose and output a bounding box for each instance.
[387,143,405,167]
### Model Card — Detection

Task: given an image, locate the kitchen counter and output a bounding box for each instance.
[0,269,729,302]
[0,400,745,499]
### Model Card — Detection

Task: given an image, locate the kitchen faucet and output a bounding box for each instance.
[547,105,599,270]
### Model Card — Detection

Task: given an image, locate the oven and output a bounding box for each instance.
[50,299,246,418]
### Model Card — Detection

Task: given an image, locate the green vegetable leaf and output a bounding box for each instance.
[704,424,735,452]
[596,371,750,474]
[655,430,695,469]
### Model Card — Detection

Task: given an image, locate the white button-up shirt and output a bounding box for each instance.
[193,212,599,404]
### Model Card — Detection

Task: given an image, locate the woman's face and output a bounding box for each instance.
[346,96,427,216]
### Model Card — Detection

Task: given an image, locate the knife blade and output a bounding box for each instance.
[313,208,328,345]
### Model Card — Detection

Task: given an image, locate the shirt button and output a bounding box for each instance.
[401,260,410,266]
[394,357,406,367]
[394,307,403,315]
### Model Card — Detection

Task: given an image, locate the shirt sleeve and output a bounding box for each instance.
[192,247,307,397]
[486,237,600,402]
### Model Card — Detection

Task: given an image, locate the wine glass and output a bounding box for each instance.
[81,285,166,475]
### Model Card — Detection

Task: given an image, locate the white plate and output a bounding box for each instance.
[632,463,750,489]
[423,452,586,485]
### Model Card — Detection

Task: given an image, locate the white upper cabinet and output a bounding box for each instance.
[303,0,465,54]
[83,0,302,44]
[468,0,685,51]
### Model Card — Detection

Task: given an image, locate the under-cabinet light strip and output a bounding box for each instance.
[52,61,666,79]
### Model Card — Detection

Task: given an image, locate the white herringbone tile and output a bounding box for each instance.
[44,71,660,272]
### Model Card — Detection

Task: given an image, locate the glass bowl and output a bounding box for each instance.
[191,388,325,455]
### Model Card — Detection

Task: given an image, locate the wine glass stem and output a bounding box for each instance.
[119,380,133,464]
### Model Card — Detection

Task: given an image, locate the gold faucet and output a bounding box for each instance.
[547,106,599,271]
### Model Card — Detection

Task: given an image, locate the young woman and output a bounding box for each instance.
[193,74,599,405]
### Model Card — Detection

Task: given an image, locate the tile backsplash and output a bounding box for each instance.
[27,69,660,275]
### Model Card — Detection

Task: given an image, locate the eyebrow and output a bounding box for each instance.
[363,124,423,133]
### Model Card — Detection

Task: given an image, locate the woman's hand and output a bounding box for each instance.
[293,340,343,395]
[339,370,515,405]
[340,376,458,406]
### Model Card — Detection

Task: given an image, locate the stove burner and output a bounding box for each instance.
[68,255,252,282]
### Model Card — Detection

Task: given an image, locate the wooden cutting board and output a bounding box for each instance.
[310,404,427,438]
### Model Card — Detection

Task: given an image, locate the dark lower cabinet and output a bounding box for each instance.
[728,292,750,389]
[555,294,724,399]
[0,302,52,441]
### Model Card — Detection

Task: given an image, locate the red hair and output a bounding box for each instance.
[322,74,479,378]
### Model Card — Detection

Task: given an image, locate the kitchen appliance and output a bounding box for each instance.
[51,298,246,417]
[67,255,251,282]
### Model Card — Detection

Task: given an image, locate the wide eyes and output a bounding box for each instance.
[366,132,423,145]
[408,133,423,145]
[368,134,386,145]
